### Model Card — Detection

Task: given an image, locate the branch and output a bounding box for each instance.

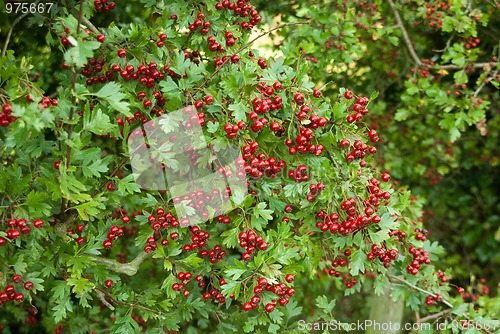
[387,0,422,66]
[420,309,451,322]
[387,0,500,71]
[94,251,152,276]
[95,287,163,315]
[1,0,41,58]
[389,275,454,308]
[196,21,311,91]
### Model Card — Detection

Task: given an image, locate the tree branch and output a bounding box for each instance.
[389,275,454,308]
[387,0,422,66]
[387,0,500,71]
[95,287,163,315]
[420,309,451,322]
[94,251,152,276]
[1,0,41,58]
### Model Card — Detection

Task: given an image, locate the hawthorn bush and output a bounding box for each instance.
[0,1,498,333]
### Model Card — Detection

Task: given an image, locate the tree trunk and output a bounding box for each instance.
[366,283,404,334]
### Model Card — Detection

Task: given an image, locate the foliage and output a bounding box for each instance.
[0,0,498,333]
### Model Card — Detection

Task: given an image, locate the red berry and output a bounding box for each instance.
[293,93,304,105]
[12,274,23,283]
[33,219,43,228]
[313,89,321,98]
[265,303,275,312]
[96,34,106,43]
[243,302,253,311]
[285,274,294,283]
[105,279,114,288]
[344,90,353,99]
[107,182,116,191]
[23,281,34,291]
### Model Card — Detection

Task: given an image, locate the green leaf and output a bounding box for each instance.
[349,249,366,276]
[225,267,247,280]
[92,82,131,116]
[64,40,101,69]
[25,191,52,217]
[181,253,203,267]
[228,101,250,122]
[83,108,118,135]
[316,295,335,313]
[254,202,273,220]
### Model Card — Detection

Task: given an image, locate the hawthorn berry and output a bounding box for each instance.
[105,279,114,288]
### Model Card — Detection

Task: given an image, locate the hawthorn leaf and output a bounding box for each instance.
[92,82,131,116]
[64,40,100,69]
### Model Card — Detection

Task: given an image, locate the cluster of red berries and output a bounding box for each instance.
[366,244,399,268]
[223,121,246,138]
[82,57,114,86]
[0,103,15,127]
[345,95,370,123]
[287,164,309,182]
[306,182,325,202]
[93,0,115,12]
[214,0,262,30]
[243,150,286,179]
[252,93,283,116]
[238,229,268,261]
[202,286,227,304]
[113,61,166,88]
[425,293,443,305]
[242,275,295,312]
[341,138,377,165]
[285,126,325,156]
[102,224,125,249]
[388,228,407,242]
[414,228,428,241]
[0,218,44,246]
[172,271,194,298]
[200,245,227,263]
[0,274,34,305]
[406,246,431,275]
[324,256,348,278]
[189,12,212,35]
[183,225,210,252]
[171,188,231,223]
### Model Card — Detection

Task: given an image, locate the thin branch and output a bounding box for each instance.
[473,69,498,97]
[389,275,454,308]
[387,0,500,71]
[80,16,100,34]
[94,251,152,276]
[95,287,163,315]
[439,62,499,70]
[387,0,422,66]
[196,21,311,91]
[420,309,451,322]
[95,289,115,310]
[1,0,41,57]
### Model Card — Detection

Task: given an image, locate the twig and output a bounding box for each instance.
[420,309,451,322]
[94,251,152,276]
[1,0,41,57]
[415,311,421,330]
[387,0,422,66]
[387,0,500,71]
[96,289,115,310]
[80,16,100,34]
[196,21,311,91]
[95,287,163,315]
[473,69,498,97]
[389,275,454,308]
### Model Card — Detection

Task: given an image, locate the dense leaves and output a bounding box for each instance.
[0,1,498,333]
